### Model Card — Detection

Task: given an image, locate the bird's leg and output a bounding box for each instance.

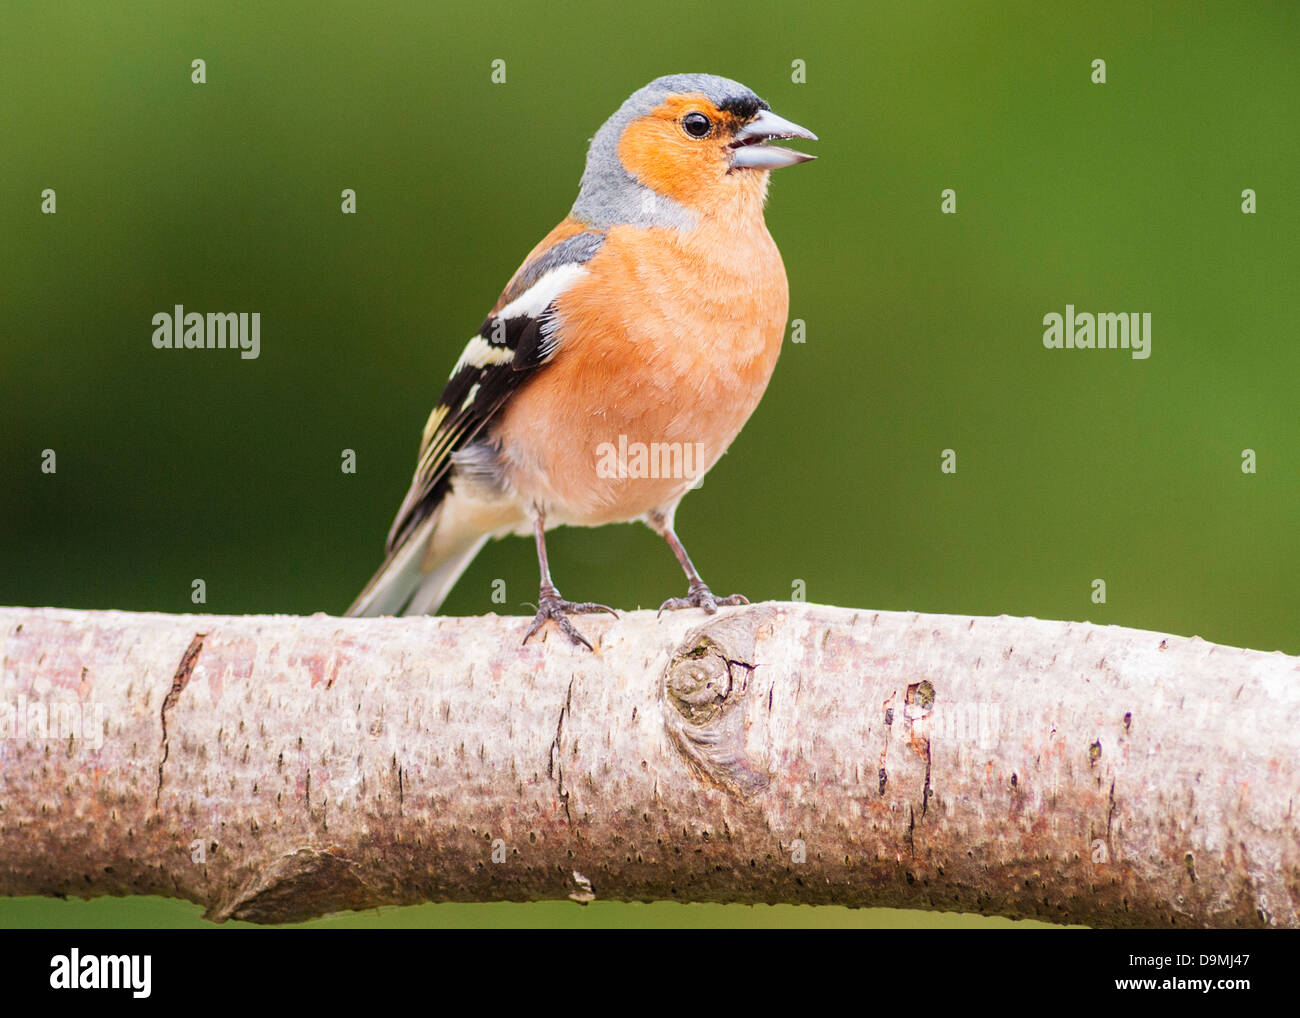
[523,507,617,650]
[648,511,749,616]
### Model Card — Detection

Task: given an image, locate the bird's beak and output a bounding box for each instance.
[729,109,817,170]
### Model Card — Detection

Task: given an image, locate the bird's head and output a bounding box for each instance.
[572,73,816,229]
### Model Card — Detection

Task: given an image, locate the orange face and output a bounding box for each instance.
[616,94,769,214]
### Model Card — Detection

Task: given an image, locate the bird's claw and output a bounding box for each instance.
[657,581,749,617]
[523,588,617,650]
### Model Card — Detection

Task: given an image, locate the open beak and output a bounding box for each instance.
[729,108,817,170]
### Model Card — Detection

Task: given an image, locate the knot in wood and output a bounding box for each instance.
[666,640,734,725]
[660,607,777,800]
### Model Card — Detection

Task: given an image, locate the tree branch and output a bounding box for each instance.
[1,603,1296,927]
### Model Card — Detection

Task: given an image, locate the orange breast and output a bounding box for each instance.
[492,211,789,525]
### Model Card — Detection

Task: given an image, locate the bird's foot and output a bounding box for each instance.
[658,580,749,617]
[523,585,617,650]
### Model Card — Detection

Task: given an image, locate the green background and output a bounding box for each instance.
[1,1,1295,929]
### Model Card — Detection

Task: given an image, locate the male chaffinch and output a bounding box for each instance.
[348,73,816,647]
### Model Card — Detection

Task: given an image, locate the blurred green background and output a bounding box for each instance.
[1,1,1296,929]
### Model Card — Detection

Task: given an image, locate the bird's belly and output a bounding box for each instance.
[499,376,750,525]
[493,221,788,526]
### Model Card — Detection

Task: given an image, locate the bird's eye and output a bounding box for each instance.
[682,112,712,138]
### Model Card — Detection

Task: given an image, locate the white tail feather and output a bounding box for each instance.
[346,510,487,617]
[401,535,488,615]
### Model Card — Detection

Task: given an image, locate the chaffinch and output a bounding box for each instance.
[348,73,816,647]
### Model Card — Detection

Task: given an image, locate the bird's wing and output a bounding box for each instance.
[383,223,605,555]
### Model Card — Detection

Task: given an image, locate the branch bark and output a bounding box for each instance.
[1,603,1296,927]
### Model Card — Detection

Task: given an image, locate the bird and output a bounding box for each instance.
[347,73,816,648]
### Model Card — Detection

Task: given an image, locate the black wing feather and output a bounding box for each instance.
[381,229,605,556]
[383,306,557,553]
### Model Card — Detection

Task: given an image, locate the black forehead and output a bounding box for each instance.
[717,95,769,119]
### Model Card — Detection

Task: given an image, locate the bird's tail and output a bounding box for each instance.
[345,505,488,617]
